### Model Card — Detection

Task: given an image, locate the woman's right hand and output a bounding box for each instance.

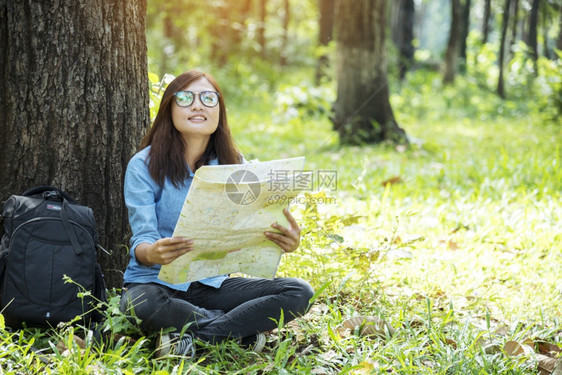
[135,237,193,266]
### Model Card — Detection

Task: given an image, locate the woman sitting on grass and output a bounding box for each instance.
[120,69,313,357]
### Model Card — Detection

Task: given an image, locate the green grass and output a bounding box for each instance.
[1,71,561,374]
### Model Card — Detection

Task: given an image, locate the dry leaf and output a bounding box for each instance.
[504,340,534,357]
[483,342,502,354]
[493,325,510,336]
[340,316,395,338]
[381,176,403,186]
[538,341,562,355]
[447,240,459,250]
[553,358,562,375]
[444,337,457,348]
[537,354,558,373]
[56,335,86,352]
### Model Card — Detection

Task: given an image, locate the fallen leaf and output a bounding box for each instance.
[444,337,457,348]
[553,358,562,375]
[448,240,459,250]
[504,340,534,357]
[538,341,562,355]
[493,325,510,336]
[56,335,86,352]
[482,342,502,354]
[381,176,403,186]
[537,354,558,374]
[339,316,396,338]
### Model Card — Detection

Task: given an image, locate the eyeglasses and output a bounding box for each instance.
[173,90,220,108]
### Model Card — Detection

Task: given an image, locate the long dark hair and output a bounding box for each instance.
[140,70,240,187]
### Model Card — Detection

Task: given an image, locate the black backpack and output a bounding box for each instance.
[0,186,107,328]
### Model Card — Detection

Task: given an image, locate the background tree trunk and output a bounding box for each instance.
[391,0,416,80]
[332,0,407,145]
[315,0,335,84]
[443,0,462,84]
[258,0,267,59]
[498,0,512,98]
[555,1,562,58]
[526,0,540,62]
[0,0,149,289]
[509,0,519,54]
[482,0,492,44]
[459,0,471,73]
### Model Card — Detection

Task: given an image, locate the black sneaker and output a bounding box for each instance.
[156,333,196,358]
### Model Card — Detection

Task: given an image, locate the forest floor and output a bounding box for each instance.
[1,72,561,374]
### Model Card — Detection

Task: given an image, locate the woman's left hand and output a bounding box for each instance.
[265,208,301,253]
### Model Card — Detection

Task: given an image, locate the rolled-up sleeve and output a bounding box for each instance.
[124,153,161,256]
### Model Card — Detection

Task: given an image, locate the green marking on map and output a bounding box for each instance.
[193,250,228,261]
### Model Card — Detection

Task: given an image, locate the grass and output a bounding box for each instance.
[1,71,561,374]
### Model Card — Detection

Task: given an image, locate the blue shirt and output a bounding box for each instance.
[122,146,228,291]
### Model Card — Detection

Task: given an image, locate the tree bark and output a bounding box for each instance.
[498,0,512,98]
[333,0,407,145]
[315,0,335,84]
[459,0,471,73]
[391,0,415,80]
[443,0,462,84]
[482,0,492,44]
[258,0,267,58]
[509,0,519,52]
[0,1,149,289]
[527,0,540,61]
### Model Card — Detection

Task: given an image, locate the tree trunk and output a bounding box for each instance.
[315,0,335,84]
[443,0,462,84]
[541,1,550,59]
[554,5,562,59]
[509,0,519,52]
[0,1,149,289]
[498,0,512,98]
[333,0,407,145]
[258,0,267,59]
[459,0,471,73]
[391,0,415,80]
[527,0,540,61]
[482,0,492,44]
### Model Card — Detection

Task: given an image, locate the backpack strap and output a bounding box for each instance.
[60,199,84,255]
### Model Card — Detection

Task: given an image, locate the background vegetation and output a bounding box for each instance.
[1,0,561,373]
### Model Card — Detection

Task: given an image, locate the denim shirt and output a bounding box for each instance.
[122,146,227,291]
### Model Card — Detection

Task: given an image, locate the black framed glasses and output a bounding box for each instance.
[173,90,220,108]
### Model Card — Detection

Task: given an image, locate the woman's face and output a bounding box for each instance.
[171,77,220,141]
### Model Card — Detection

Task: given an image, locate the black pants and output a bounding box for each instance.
[120,277,314,344]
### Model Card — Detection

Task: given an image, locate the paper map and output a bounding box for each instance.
[158,157,308,284]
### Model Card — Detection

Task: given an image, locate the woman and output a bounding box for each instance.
[120,70,314,357]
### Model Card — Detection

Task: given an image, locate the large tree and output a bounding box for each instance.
[332,0,407,145]
[0,1,149,289]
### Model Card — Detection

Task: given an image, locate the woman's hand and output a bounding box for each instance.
[135,237,193,266]
[265,208,301,253]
